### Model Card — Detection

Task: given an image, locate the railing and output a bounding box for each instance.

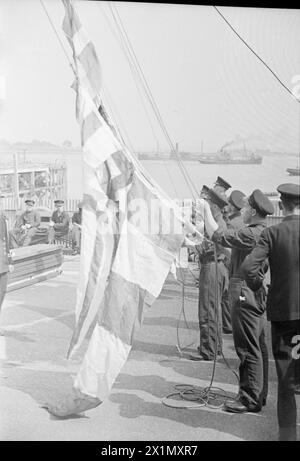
[2,196,283,232]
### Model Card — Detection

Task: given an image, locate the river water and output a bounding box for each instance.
[139,155,300,199]
[64,153,299,199]
[1,151,299,199]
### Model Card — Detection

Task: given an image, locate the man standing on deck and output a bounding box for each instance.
[227,190,246,230]
[243,183,300,441]
[196,189,274,412]
[213,176,231,197]
[191,188,229,361]
[220,190,246,333]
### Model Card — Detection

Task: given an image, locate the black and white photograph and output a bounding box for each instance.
[0,0,299,444]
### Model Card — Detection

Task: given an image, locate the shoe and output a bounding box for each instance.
[43,387,102,418]
[224,399,261,413]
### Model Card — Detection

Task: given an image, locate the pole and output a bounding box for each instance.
[13,152,19,210]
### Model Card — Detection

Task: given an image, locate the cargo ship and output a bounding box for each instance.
[198,149,262,165]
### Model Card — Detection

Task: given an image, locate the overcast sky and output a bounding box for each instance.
[0,1,299,153]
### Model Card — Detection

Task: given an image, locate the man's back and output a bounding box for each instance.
[266,216,299,320]
[245,215,299,321]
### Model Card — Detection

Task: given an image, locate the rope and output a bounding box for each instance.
[107,2,199,199]
[213,6,300,104]
[162,209,240,410]
[97,2,180,197]
[39,0,75,75]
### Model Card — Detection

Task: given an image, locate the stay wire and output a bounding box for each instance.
[213,6,300,104]
[40,0,76,76]
[108,2,199,199]
[99,3,180,197]
[97,3,160,151]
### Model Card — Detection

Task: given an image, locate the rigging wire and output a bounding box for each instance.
[96,2,160,154]
[107,2,199,199]
[102,85,136,153]
[99,2,180,198]
[111,2,199,199]
[213,6,300,104]
[39,0,75,76]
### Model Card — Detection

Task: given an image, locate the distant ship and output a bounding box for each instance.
[198,149,262,165]
[286,167,300,176]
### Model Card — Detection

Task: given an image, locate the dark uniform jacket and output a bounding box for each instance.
[0,212,11,274]
[199,199,230,264]
[243,215,300,322]
[212,221,267,279]
[51,210,70,234]
[15,210,41,228]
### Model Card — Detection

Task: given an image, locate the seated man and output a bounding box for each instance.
[48,199,70,244]
[10,199,41,248]
[71,201,82,255]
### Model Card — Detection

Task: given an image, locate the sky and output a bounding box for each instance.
[0,0,299,153]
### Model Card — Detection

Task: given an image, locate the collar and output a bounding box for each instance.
[247,220,267,228]
[229,211,241,220]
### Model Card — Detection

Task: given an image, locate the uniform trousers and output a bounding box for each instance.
[71,226,81,250]
[198,260,227,359]
[271,320,300,439]
[229,278,268,410]
[10,228,38,248]
[221,271,231,333]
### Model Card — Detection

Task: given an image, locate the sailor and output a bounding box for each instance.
[48,200,70,244]
[219,190,246,334]
[213,176,232,197]
[9,199,41,248]
[71,201,82,255]
[227,190,246,230]
[243,183,300,440]
[196,189,274,412]
[192,188,229,360]
[199,184,209,199]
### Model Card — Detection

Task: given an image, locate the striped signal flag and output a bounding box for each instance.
[61,0,200,403]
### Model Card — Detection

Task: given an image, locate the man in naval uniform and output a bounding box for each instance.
[191,188,229,361]
[243,183,300,441]
[220,190,246,333]
[10,199,41,248]
[196,189,274,413]
[48,199,70,244]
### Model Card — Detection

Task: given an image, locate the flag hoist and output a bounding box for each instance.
[45,0,202,417]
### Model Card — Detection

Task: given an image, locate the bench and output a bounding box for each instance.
[7,244,64,292]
